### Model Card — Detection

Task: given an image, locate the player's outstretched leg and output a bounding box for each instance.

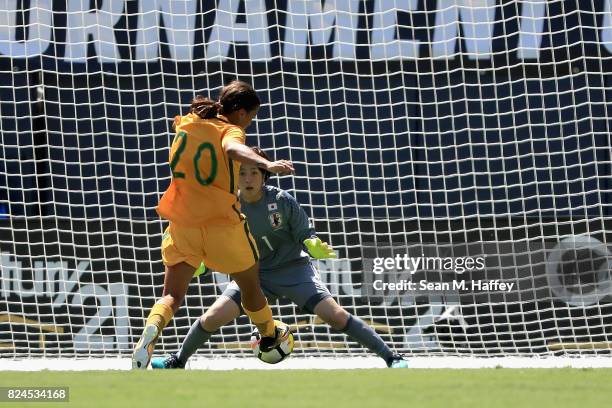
[232,264,284,352]
[132,262,194,369]
[152,296,241,369]
[313,297,408,368]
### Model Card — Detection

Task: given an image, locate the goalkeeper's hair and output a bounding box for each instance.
[249,146,272,183]
[191,80,260,119]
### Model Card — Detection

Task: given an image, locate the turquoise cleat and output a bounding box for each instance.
[387,354,408,368]
[151,354,185,369]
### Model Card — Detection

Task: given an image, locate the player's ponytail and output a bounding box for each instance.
[190,95,221,119]
[190,80,260,120]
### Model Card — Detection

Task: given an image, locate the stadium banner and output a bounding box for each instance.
[0,0,612,65]
[0,1,610,219]
[1,219,611,356]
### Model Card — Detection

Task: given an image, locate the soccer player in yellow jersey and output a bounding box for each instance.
[132,80,294,369]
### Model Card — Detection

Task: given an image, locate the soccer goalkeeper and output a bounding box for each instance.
[152,147,407,369]
[132,82,294,369]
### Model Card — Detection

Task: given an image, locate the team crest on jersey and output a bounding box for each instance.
[269,212,282,229]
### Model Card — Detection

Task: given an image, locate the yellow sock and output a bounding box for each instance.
[145,302,174,332]
[243,303,275,337]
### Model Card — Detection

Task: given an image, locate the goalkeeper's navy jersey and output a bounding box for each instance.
[239,185,315,273]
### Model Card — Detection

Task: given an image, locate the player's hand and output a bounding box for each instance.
[265,160,294,175]
[303,237,337,259]
[193,262,209,278]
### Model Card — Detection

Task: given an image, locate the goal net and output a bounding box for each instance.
[0,1,611,362]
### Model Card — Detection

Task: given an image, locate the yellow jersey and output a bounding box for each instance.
[157,113,245,226]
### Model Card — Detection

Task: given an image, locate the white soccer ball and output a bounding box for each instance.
[250,320,294,364]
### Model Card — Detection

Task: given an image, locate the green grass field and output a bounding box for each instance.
[1,369,611,408]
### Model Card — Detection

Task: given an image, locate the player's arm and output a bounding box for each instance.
[279,191,336,259]
[223,130,294,175]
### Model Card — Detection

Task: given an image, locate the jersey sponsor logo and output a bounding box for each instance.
[269,212,282,229]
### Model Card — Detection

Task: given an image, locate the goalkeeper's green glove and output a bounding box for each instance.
[193,262,209,278]
[303,237,337,259]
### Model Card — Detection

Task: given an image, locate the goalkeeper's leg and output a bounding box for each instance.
[314,297,407,368]
[132,262,194,369]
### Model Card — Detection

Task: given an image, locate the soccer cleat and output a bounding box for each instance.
[151,353,185,369]
[259,324,291,353]
[131,324,159,369]
[387,354,408,369]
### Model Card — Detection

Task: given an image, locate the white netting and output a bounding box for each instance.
[0,1,611,361]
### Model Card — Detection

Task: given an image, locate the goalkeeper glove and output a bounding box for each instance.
[193,262,209,278]
[303,237,337,259]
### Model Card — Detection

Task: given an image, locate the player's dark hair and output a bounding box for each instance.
[190,95,221,119]
[219,80,260,114]
[191,80,260,120]
[250,146,272,183]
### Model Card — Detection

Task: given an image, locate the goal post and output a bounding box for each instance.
[0,1,611,364]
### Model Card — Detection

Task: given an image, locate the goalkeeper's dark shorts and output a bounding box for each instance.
[222,262,332,314]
